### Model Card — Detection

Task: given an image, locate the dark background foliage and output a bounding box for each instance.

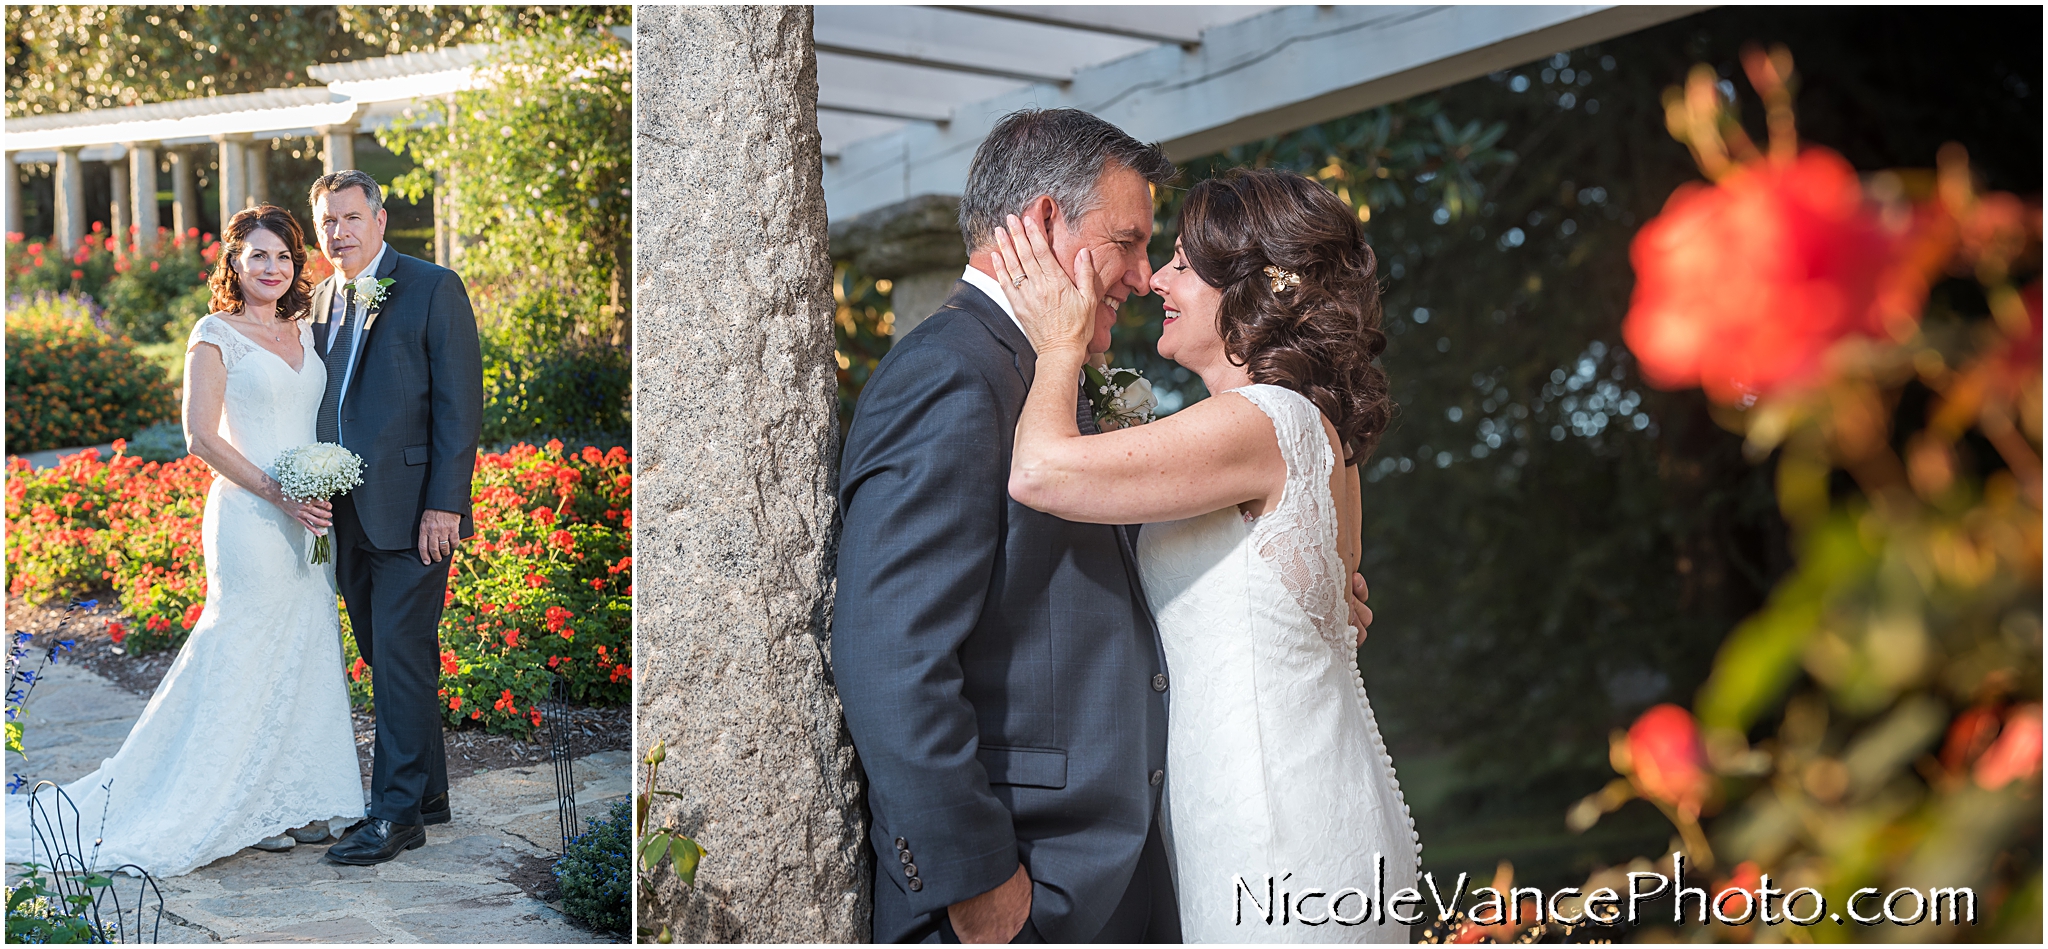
[832,5,2041,887]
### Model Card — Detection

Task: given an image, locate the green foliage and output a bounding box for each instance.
[555,800,631,933]
[4,294,178,454]
[3,5,628,118]
[480,291,630,446]
[380,22,631,324]
[832,264,894,431]
[5,865,120,944]
[635,739,704,944]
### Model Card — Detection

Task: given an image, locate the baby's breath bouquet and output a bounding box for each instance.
[274,443,365,564]
[1084,355,1157,431]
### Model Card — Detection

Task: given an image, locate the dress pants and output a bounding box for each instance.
[926,818,1181,944]
[332,494,452,824]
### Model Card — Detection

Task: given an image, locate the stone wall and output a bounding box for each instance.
[632,6,868,941]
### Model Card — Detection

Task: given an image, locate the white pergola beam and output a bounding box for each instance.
[824,4,1709,221]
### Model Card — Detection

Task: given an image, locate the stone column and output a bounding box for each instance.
[246,140,269,208]
[319,124,356,173]
[213,133,251,230]
[54,146,84,253]
[109,160,130,253]
[4,153,21,238]
[127,142,160,256]
[634,6,867,942]
[827,194,968,339]
[170,148,199,240]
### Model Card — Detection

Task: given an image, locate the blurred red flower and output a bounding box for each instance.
[106,619,126,645]
[350,657,368,682]
[440,649,460,677]
[1628,704,1712,817]
[1975,704,2043,790]
[181,602,204,629]
[1624,148,1924,403]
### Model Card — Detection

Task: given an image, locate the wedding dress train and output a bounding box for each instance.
[1138,384,1422,943]
[5,315,364,877]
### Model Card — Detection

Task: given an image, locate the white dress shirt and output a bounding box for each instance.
[958,264,1030,340]
[326,241,390,420]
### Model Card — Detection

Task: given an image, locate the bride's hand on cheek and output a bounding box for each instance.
[991,212,1099,359]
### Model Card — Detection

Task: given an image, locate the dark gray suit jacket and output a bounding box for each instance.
[833,282,1171,942]
[311,249,483,551]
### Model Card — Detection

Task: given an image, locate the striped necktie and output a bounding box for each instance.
[316,285,356,444]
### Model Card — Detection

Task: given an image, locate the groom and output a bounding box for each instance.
[307,170,483,865]
[833,109,1183,944]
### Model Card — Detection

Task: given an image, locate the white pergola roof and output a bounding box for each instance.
[813,6,1275,156]
[820,4,1708,221]
[5,42,500,163]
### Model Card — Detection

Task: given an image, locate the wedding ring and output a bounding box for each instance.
[1011,275,1028,287]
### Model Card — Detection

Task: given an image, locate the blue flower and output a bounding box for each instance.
[75,599,98,610]
[7,775,26,793]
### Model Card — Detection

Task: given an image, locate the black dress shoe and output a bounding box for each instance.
[324,819,425,865]
[421,792,451,826]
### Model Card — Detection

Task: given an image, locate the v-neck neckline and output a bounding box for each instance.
[214,315,310,375]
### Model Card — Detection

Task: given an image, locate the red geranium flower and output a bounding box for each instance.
[1623,148,1926,403]
[550,529,574,553]
[441,649,460,676]
[350,657,369,682]
[106,619,126,644]
[449,695,463,711]
[504,627,521,649]
[531,506,556,526]
[1627,704,1712,818]
[181,602,204,629]
[1976,704,2043,791]
[526,572,548,588]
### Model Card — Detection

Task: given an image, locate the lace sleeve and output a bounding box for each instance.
[1233,384,1349,648]
[187,315,256,371]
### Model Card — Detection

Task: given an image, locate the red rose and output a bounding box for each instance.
[1626,704,1712,817]
[1975,704,2043,791]
[1624,148,1924,402]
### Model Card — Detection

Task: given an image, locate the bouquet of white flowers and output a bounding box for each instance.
[1084,356,1158,431]
[274,443,365,564]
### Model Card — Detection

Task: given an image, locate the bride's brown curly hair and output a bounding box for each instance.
[1179,168,1392,465]
[207,205,313,321]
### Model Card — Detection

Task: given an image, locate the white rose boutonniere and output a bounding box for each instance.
[350,275,397,330]
[1084,356,1158,431]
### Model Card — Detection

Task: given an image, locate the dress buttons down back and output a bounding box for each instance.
[1151,673,1168,692]
[1150,769,1164,786]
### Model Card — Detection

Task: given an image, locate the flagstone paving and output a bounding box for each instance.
[7,661,628,943]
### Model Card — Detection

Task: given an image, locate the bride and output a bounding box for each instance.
[6,205,365,876]
[990,169,1420,942]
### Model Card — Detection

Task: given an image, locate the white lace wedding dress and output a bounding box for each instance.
[5,315,364,877]
[1139,384,1422,943]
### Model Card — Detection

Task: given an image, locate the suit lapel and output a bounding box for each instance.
[310,278,335,358]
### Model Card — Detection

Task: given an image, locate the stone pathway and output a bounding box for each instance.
[7,662,628,943]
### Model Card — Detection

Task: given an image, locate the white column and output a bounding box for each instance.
[109,160,130,254]
[54,146,84,253]
[4,153,21,238]
[319,125,356,173]
[246,140,269,208]
[213,134,248,229]
[170,148,198,240]
[127,142,160,256]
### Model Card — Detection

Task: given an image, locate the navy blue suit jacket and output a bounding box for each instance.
[833,282,1171,942]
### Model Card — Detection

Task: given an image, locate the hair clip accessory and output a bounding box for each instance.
[1263,265,1301,294]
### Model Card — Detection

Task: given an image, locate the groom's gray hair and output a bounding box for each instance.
[308,169,386,215]
[959,108,1174,251]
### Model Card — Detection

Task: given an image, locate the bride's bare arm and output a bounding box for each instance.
[184,341,332,533]
[990,213,1285,525]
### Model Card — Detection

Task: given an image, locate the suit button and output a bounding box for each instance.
[899,851,913,864]
[909,878,924,892]
[1151,674,1168,692]
[904,863,918,877]
[895,837,908,850]
[1150,769,1164,787]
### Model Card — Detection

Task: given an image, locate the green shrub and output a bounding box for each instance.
[479,290,631,446]
[5,294,179,454]
[554,800,630,933]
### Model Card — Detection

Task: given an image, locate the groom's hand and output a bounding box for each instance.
[418,509,464,565]
[1348,573,1373,646]
[949,862,1032,943]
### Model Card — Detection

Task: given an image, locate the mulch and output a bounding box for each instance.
[4,595,630,783]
